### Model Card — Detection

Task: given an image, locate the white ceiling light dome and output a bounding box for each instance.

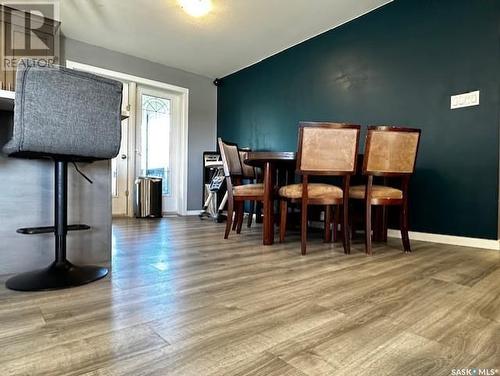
[178,0,213,17]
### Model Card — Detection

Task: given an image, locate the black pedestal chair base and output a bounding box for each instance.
[6,260,108,291]
[5,160,109,292]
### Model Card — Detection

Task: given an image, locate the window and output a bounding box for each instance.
[141,94,171,195]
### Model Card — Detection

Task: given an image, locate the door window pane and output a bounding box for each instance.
[141,95,171,195]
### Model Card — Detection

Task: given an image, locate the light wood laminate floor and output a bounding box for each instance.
[0,217,499,375]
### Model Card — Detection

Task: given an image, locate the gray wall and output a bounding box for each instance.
[62,37,217,211]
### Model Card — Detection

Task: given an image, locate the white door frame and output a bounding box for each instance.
[137,85,182,214]
[65,60,190,216]
[111,81,130,216]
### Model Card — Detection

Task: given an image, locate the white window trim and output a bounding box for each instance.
[66,60,190,216]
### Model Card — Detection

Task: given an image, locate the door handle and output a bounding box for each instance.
[121,154,127,160]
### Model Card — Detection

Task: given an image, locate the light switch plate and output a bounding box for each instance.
[451,90,480,109]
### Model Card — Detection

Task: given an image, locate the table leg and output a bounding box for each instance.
[373,206,388,242]
[374,206,382,242]
[382,206,388,242]
[263,161,275,245]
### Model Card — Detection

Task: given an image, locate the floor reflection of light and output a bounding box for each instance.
[109,219,181,332]
[151,262,170,271]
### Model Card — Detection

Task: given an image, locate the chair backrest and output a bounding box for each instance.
[239,149,256,179]
[218,138,242,178]
[3,60,123,160]
[363,126,421,176]
[297,122,361,175]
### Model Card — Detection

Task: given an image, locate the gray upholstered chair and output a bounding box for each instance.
[3,60,122,291]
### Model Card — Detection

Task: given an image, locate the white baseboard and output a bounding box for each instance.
[180,213,499,251]
[161,210,199,216]
[387,229,500,251]
[311,221,499,251]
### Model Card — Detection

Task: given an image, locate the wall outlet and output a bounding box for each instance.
[450,90,480,109]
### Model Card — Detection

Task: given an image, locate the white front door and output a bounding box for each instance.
[112,82,130,216]
[137,86,181,214]
[65,59,189,217]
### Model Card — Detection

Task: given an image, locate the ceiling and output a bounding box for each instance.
[58,0,391,79]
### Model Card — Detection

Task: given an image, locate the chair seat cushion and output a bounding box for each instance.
[349,185,403,199]
[233,183,264,197]
[279,183,343,199]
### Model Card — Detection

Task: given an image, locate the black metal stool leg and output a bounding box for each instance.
[6,161,108,291]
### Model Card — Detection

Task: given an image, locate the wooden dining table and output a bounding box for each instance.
[245,151,296,245]
[244,151,388,246]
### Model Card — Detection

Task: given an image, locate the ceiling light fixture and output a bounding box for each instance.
[178,0,212,17]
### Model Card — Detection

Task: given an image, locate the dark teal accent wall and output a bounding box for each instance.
[217,0,500,239]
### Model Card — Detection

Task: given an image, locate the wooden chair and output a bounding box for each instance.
[239,149,260,229]
[231,149,258,231]
[349,126,421,255]
[218,138,264,239]
[279,122,361,255]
